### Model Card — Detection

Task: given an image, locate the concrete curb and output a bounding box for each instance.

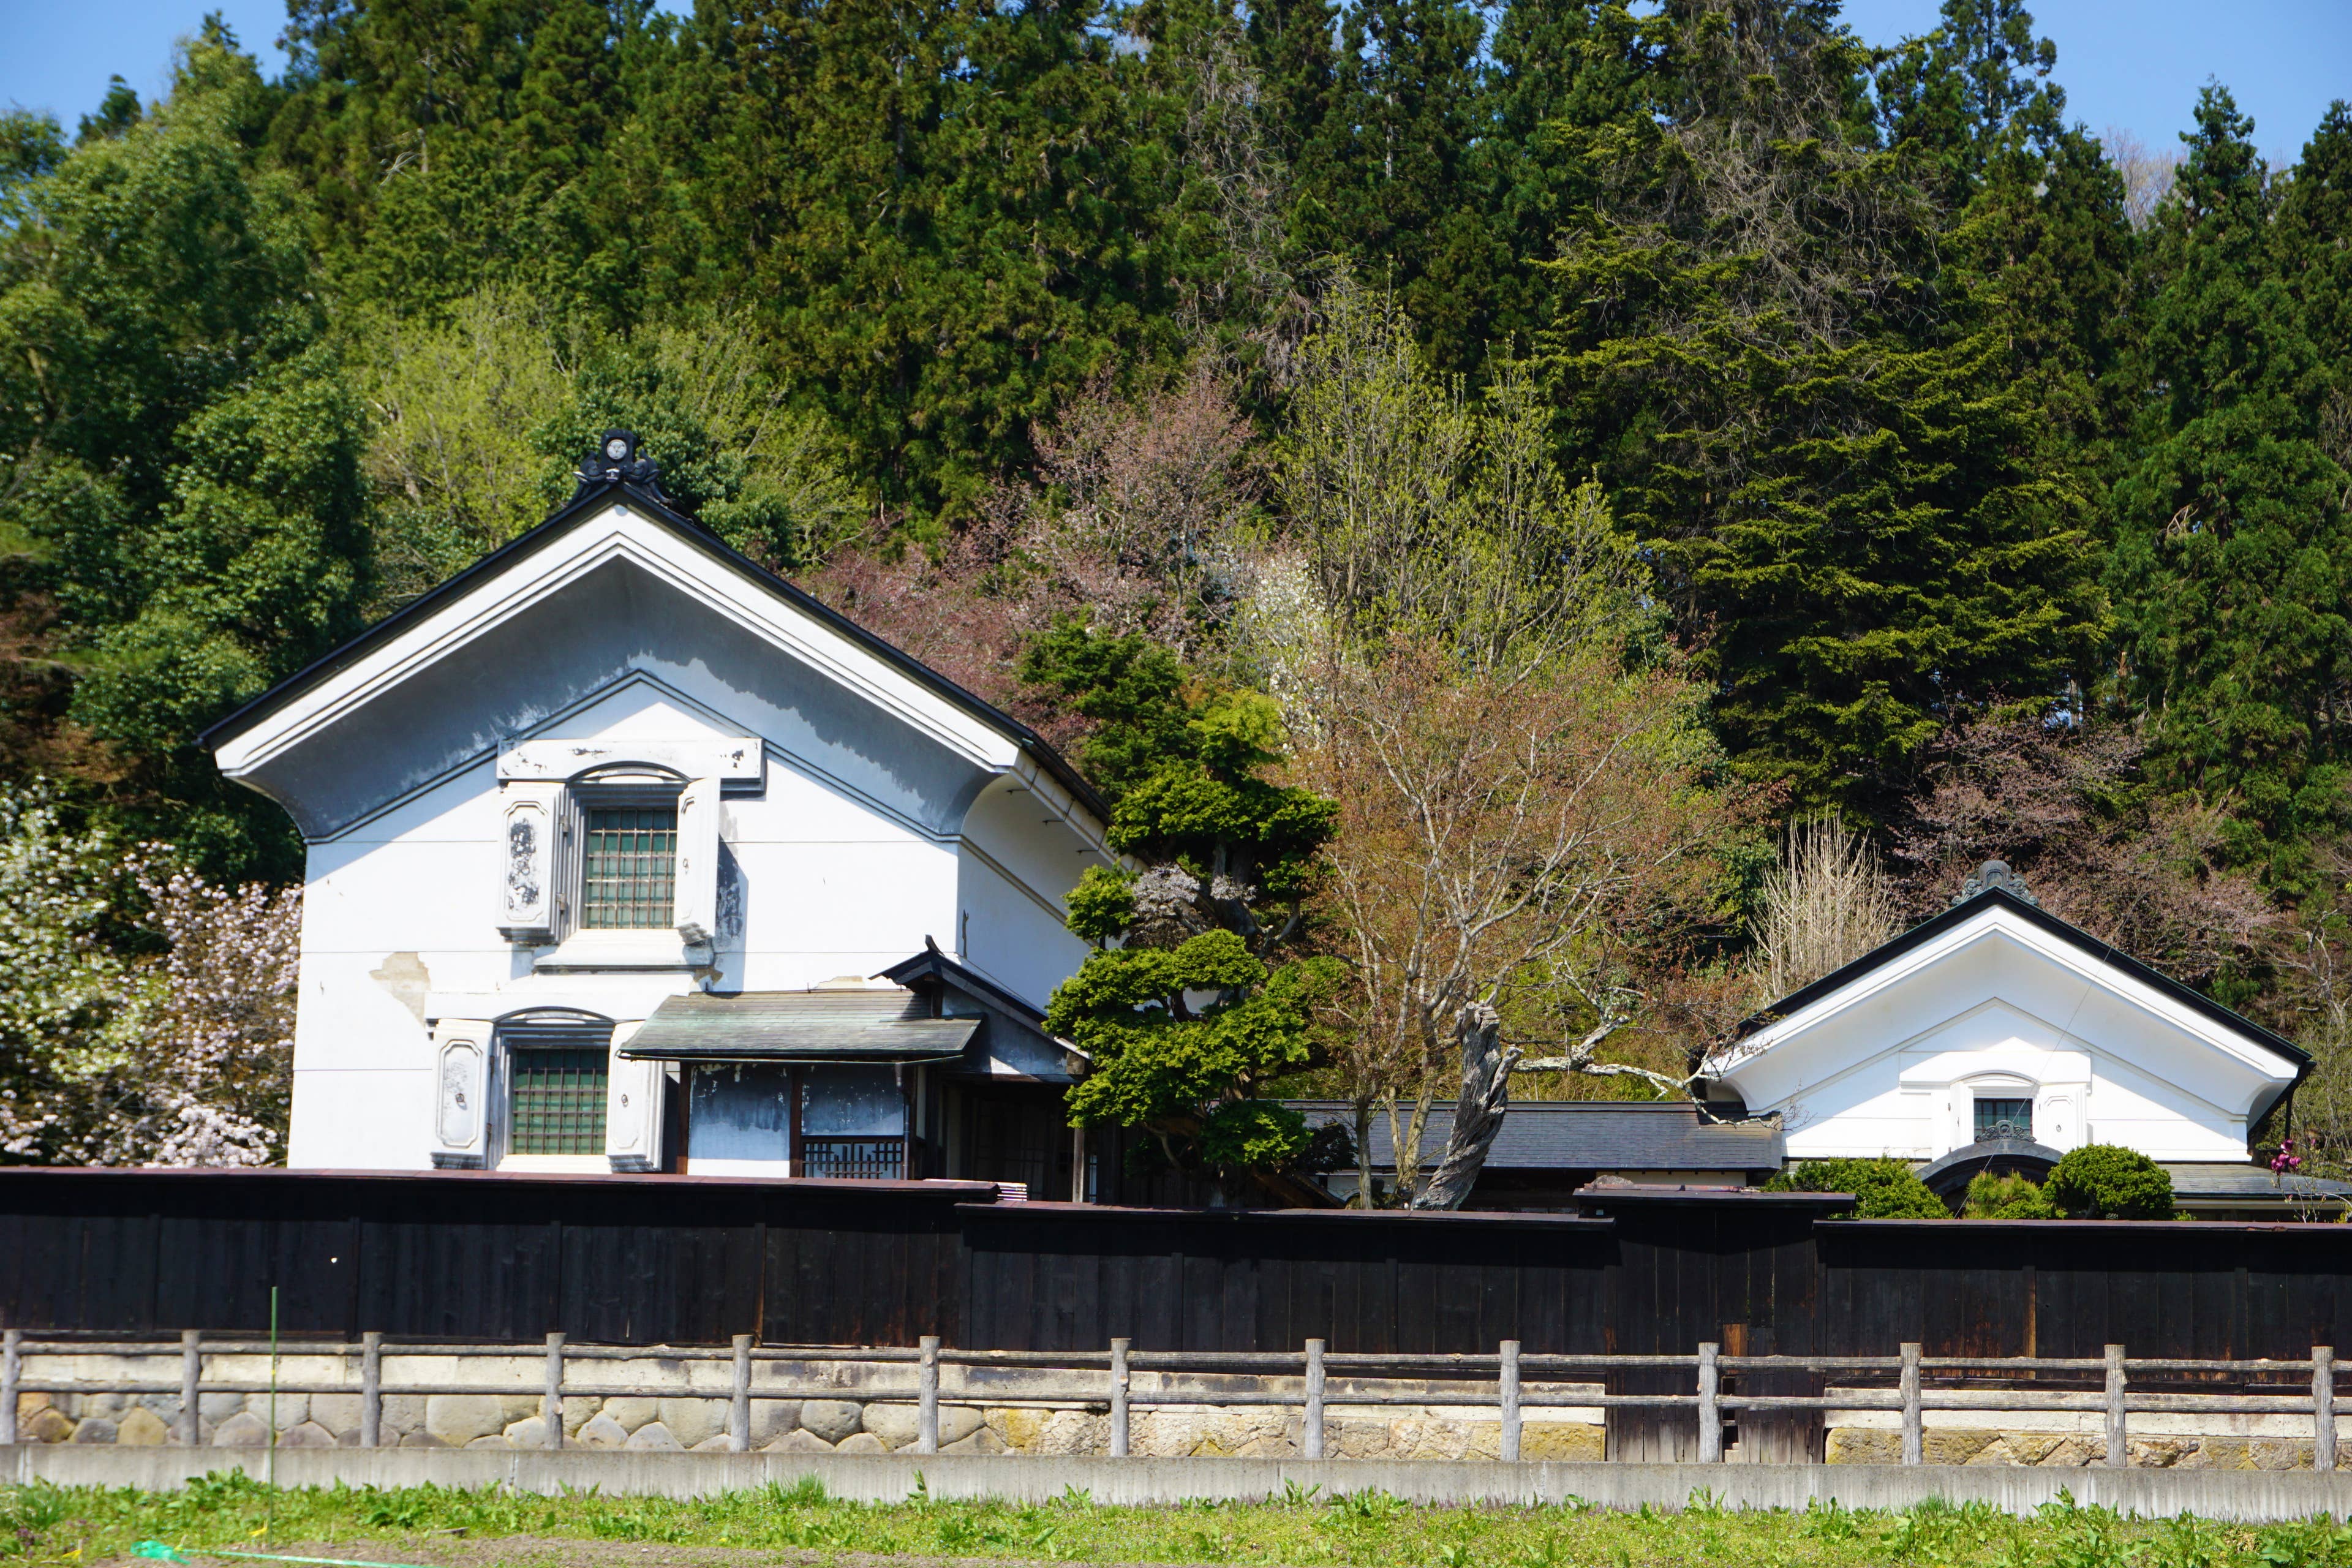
[9,1447,2352,1521]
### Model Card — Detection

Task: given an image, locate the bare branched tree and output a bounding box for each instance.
[1887,716,2271,989]
[1291,640,1740,1208]
[1752,814,1901,1005]
[2103,126,2180,230]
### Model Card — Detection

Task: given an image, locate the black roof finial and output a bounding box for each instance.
[573,429,668,501]
[1951,859,2038,908]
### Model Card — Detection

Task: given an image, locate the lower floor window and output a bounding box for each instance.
[802,1064,905,1178]
[1975,1096,2034,1142]
[503,1013,614,1155]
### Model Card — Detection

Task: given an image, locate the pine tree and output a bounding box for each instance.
[2108,88,2352,885]
[270,0,656,319]
[1288,0,1498,375]
[1542,0,2102,815]
[1479,0,1654,358]
[648,0,1196,521]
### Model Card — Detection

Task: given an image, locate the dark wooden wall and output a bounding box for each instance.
[6,1170,2352,1370]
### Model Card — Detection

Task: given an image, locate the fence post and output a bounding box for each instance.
[730,1334,753,1453]
[1303,1338,1327,1460]
[2317,1346,2337,1472]
[917,1336,940,1455]
[360,1332,382,1449]
[1109,1338,1131,1458]
[1499,1340,1522,1463]
[545,1332,565,1452]
[1,1328,18,1446]
[2104,1343,2127,1468]
[1697,1342,1722,1463]
[1900,1342,1923,1466]
[178,1330,202,1447]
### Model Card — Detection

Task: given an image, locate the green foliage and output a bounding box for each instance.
[1961,1170,2057,1219]
[0,29,365,878]
[1542,0,2105,817]
[1031,622,1338,1182]
[7,1475,2339,1568]
[2107,88,2352,889]
[1771,1157,1951,1219]
[1019,626,1195,801]
[2043,1144,2176,1219]
[1197,1097,1315,1172]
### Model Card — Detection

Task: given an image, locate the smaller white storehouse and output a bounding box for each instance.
[203,434,1110,1188]
[1703,864,2316,1210]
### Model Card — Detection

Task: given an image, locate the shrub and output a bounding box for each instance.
[2042,1145,2175,1219]
[1769,1157,1950,1218]
[1961,1171,2056,1219]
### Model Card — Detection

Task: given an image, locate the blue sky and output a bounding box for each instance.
[4,0,2346,168]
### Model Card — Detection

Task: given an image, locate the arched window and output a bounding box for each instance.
[499,1009,614,1155]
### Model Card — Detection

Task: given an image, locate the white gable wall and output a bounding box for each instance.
[1713,902,2299,1167]
[956,777,1093,1014]
[232,500,1115,1172]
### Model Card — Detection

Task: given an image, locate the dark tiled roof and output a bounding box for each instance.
[620,987,977,1062]
[1736,888,2310,1073]
[197,475,1109,824]
[2163,1163,2352,1200]
[1291,1100,1784,1173]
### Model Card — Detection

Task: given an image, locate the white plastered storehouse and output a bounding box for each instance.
[1702,865,2317,1211]
[203,434,1112,1186]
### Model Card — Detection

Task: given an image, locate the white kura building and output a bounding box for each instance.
[1701,862,2325,1213]
[203,433,1110,1192]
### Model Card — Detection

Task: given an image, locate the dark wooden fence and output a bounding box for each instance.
[6,1168,2351,1381]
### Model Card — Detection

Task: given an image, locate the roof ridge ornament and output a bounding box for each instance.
[574,429,669,502]
[1952,858,2038,908]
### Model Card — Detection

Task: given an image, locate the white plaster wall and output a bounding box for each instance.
[283,692,1093,1169]
[956,778,1091,1013]
[1738,919,2289,1166]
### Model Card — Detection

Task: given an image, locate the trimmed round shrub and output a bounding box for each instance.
[2042,1145,2174,1219]
[1961,1171,2056,1219]
[1771,1157,1949,1218]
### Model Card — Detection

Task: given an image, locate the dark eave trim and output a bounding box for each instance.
[197,478,1111,827]
[1732,888,2311,1080]
[875,938,1053,1031]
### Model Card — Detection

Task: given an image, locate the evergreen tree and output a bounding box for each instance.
[2275,102,2352,440]
[1479,0,1651,353]
[2108,88,2352,885]
[1026,624,1341,1186]
[1294,0,1498,375]
[1543,0,2102,815]
[648,0,1195,521]
[270,0,656,319]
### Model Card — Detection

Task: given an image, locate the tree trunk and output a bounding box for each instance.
[1409,1004,1521,1210]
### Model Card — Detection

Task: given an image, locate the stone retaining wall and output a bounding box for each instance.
[10,1351,1604,1461]
[1823,1392,2351,1470]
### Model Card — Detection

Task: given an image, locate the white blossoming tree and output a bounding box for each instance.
[0,782,298,1166]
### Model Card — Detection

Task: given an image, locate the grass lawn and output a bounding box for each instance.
[4,1471,2351,1568]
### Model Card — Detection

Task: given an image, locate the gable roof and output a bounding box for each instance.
[876,937,1054,1032]
[1293,1099,1785,1174]
[199,475,1108,824]
[1730,886,2308,1074]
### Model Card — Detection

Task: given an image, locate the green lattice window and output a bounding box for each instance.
[582,806,677,929]
[509,1046,609,1154]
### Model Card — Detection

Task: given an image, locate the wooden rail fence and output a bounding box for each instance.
[3,1329,2339,1466]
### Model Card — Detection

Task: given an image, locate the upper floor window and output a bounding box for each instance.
[1975,1096,2033,1142]
[582,804,678,929]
